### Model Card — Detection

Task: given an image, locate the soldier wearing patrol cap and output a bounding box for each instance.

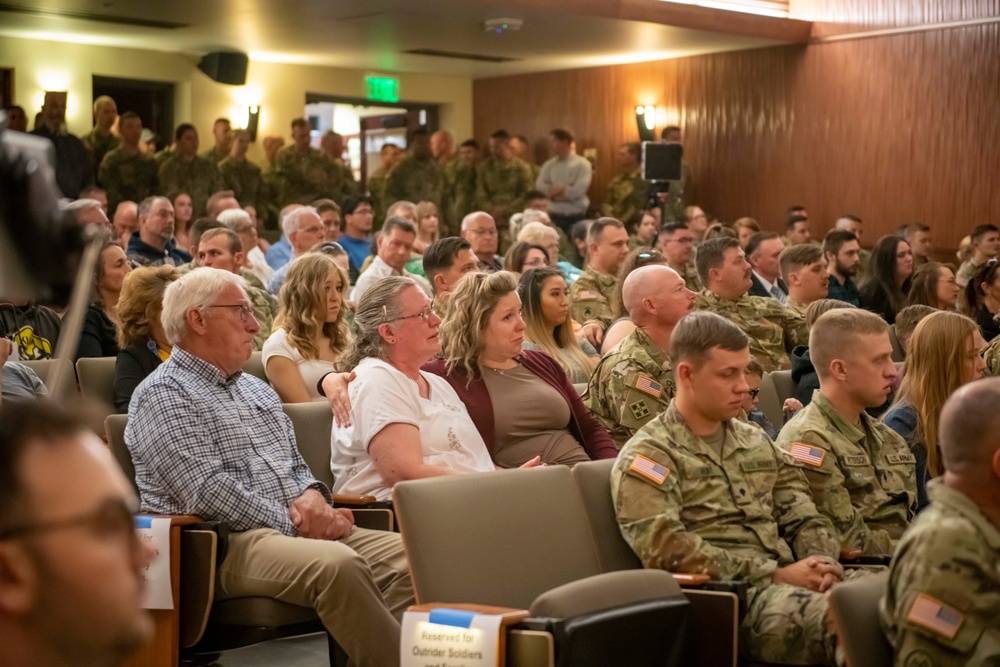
[880,377,1000,665]
[612,310,847,666]
[776,308,916,556]
[585,265,694,447]
[569,217,629,333]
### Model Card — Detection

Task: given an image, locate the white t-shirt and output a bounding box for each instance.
[261,328,336,401]
[330,357,495,500]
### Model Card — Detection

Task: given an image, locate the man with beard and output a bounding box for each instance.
[823,230,862,307]
[127,196,190,266]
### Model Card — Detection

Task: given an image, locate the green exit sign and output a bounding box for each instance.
[366,76,399,103]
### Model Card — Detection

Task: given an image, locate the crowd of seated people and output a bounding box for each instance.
[8,98,1000,666]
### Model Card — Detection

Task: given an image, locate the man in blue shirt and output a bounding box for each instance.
[126,196,191,267]
[125,267,413,667]
[338,194,376,282]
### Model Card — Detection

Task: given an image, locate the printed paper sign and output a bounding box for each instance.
[401,608,503,667]
[135,515,173,610]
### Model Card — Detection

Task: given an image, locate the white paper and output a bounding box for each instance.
[401,610,504,667]
[135,516,173,610]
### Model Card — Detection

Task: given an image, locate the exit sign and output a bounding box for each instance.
[366,76,399,103]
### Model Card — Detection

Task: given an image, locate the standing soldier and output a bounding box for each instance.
[83,96,120,183]
[201,117,232,164]
[99,111,159,214]
[602,142,648,224]
[158,124,224,218]
[275,118,332,207]
[444,139,479,237]
[368,143,401,227]
[384,128,446,217]
[218,129,264,214]
[660,126,690,223]
[259,134,285,229]
[319,130,358,201]
[511,135,540,184]
[477,130,533,245]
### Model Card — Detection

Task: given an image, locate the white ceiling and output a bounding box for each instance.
[0,0,782,77]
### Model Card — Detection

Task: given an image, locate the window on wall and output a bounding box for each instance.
[664,0,789,18]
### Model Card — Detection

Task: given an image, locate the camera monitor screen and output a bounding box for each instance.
[642,142,683,182]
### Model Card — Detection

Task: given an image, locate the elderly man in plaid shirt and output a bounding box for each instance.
[125,267,413,667]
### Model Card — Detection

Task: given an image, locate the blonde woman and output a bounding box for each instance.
[412,201,441,255]
[883,311,986,509]
[263,253,350,402]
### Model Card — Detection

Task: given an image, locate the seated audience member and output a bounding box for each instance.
[126,268,413,666]
[612,311,845,666]
[733,216,760,250]
[601,246,670,354]
[422,237,480,315]
[703,222,737,242]
[0,401,155,667]
[0,298,61,361]
[264,204,301,271]
[504,241,549,275]
[883,312,985,511]
[516,220,581,284]
[127,196,190,267]
[780,243,829,318]
[586,265,693,446]
[313,199,341,243]
[776,309,917,556]
[425,271,617,467]
[823,229,862,307]
[168,191,194,252]
[906,261,958,311]
[218,207,273,286]
[790,299,856,406]
[412,200,441,255]
[267,206,327,295]
[859,234,914,324]
[264,254,350,403]
[337,196,376,281]
[742,357,802,440]
[956,234,972,266]
[746,231,789,302]
[313,241,352,284]
[897,222,932,268]
[683,205,709,243]
[329,277,497,500]
[65,197,110,229]
[112,201,138,249]
[198,228,276,350]
[628,210,659,250]
[879,379,1000,665]
[177,218,224,272]
[955,223,999,293]
[113,266,179,412]
[695,237,806,372]
[518,267,597,384]
[460,211,503,272]
[78,242,132,359]
[205,190,240,220]
[961,260,1000,342]
[570,217,630,333]
[350,217,433,302]
[568,218,591,269]
[657,222,702,291]
[0,338,47,404]
[783,213,813,247]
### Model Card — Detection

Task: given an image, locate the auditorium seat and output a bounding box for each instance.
[888,325,905,362]
[756,372,784,427]
[829,571,893,667]
[242,350,268,382]
[76,356,116,436]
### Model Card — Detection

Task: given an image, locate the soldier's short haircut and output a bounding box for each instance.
[174,123,196,142]
[423,237,473,290]
[341,195,373,216]
[897,222,930,239]
[823,229,858,257]
[804,298,855,330]
[780,244,824,283]
[381,216,417,238]
[670,311,748,369]
[200,227,242,256]
[587,217,625,244]
[138,195,169,219]
[312,198,340,215]
[290,117,309,130]
[786,214,809,231]
[658,222,690,240]
[93,95,115,113]
[189,218,225,251]
[491,129,511,141]
[695,237,741,285]
[809,309,889,378]
[550,128,574,143]
[214,117,231,128]
[971,224,999,243]
[119,111,141,124]
[460,139,479,149]
[745,231,780,258]
[939,377,1000,472]
[894,304,936,350]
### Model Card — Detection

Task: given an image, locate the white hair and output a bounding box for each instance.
[835,216,860,230]
[282,205,318,237]
[63,198,103,213]
[217,208,254,233]
[161,267,247,345]
[518,221,559,246]
[461,211,494,232]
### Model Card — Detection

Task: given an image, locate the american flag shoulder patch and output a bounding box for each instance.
[906,594,964,639]
[633,373,662,398]
[788,442,826,467]
[579,290,601,300]
[630,454,669,484]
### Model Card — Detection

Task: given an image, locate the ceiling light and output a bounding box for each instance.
[662,0,789,18]
[483,18,523,33]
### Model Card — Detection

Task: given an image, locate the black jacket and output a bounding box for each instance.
[114,340,162,413]
[790,345,819,407]
[748,273,788,300]
[0,302,62,360]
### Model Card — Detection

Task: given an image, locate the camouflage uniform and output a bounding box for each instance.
[218,157,264,212]
[384,156,446,214]
[662,162,690,223]
[612,403,843,665]
[368,164,392,226]
[443,159,477,236]
[569,266,616,330]
[676,262,703,293]
[855,248,873,283]
[776,391,917,555]
[158,155,224,218]
[601,168,648,223]
[83,128,120,180]
[785,296,809,320]
[584,327,674,447]
[274,145,332,207]
[880,479,1000,665]
[983,335,1000,377]
[201,146,229,164]
[99,147,159,212]
[695,290,806,372]
[247,284,278,352]
[330,158,358,196]
[475,157,533,223]
[153,148,175,166]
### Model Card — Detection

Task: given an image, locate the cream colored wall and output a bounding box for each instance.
[0,35,473,162]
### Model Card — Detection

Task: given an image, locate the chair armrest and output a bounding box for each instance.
[333,493,379,506]
[671,573,712,587]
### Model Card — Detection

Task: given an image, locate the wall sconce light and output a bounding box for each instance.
[635,105,656,142]
[247,105,260,142]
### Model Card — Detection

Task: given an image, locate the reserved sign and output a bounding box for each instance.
[401,608,503,667]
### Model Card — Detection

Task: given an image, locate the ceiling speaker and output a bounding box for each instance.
[197,52,248,86]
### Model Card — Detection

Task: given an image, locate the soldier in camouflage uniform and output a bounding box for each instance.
[158,124,224,218]
[601,142,648,224]
[319,131,358,202]
[476,131,533,233]
[384,128,446,215]
[585,265,694,447]
[880,379,1000,665]
[99,112,158,213]
[218,129,264,213]
[658,223,702,292]
[368,143,401,226]
[983,333,1000,377]
[780,244,830,320]
[569,218,630,331]
[443,140,479,236]
[694,237,807,372]
[83,96,120,182]
[201,117,232,164]
[510,135,540,185]
[274,118,336,207]
[777,308,916,556]
[613,311,846,666]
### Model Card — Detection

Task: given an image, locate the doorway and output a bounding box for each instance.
[92,76,174,151]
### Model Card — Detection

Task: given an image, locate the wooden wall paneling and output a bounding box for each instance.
[790,0,1000,36]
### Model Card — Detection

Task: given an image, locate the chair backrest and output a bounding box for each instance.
[242,351,268,383]
[19,358,58,390]
[283,402,335,488]
[756,372,783,427]
[829,570,893,667]
[105,414,137,493]
[571,460,642,572]
[393,466,604,609]
[769,369,794,406]
[77,356,118,435]
[888,325,905,362]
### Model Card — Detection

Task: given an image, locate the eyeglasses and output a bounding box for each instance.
[748,388,761,399]
[383,304,435,323]
[206,304,255,322]
[637,251,664,260]
[0,497,139,545]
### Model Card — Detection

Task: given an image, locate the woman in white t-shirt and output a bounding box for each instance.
[263,253,351,402]
[330,276,537,501]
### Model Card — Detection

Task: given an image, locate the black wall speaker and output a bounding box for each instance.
[197,52,249,86]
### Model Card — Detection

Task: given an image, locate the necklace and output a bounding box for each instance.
[481,360,519,375]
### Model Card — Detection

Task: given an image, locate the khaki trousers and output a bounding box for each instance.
[216,527,414,667]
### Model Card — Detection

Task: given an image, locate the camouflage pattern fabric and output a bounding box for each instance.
[678,262,703,293]
[158,155,224,217]
[99,148,159,212]
[273,145,331,206]
[247,284,277,351]
[219,157,265,212]
[384,156,446,213]
[601,169,648,224]
[982,335,1000,377]
[661,163,690,223]
[83,128,120,179]
[475,157,533,223]
[695,289,806,372]
[201,146,229,164]
[785,297,810,320]
[776,391,917,555]
[444,158,478,236]
[326,158,358,202]
[368,164,392,228]
[569,266,616,330]
[153,148,175,166]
